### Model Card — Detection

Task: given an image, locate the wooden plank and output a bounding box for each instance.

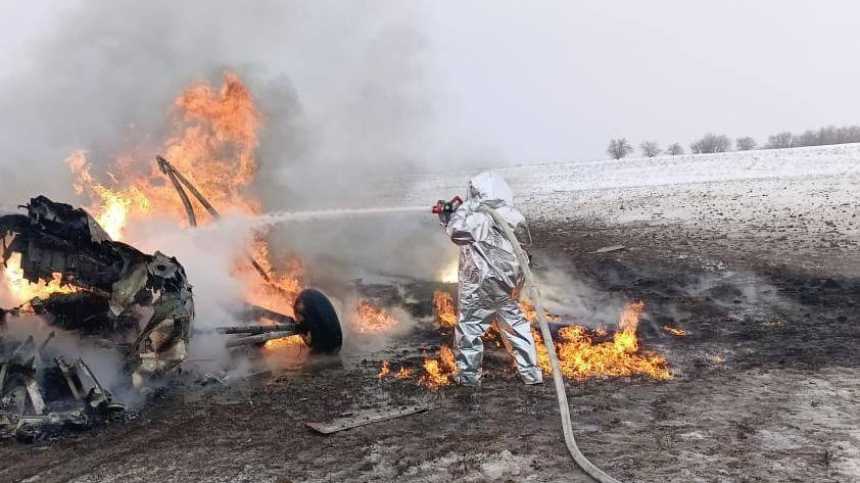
[306,405,429,435]
[592,245,626,253]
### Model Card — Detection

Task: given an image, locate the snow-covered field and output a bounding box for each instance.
[274,143,859,279]
[370,143,860,275]
[395,143,860,229]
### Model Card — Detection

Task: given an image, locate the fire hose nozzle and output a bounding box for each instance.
[432,196,463,215]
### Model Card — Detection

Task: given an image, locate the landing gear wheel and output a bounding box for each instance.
[294,288,343,354]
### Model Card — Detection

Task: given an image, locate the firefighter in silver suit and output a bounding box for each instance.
[438,171,543,386]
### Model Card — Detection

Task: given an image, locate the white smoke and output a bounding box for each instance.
[0,0,476,398]
[0,0,463,284]
[531,258,629,329]
[125,216,251,373]
[0,0,448,201]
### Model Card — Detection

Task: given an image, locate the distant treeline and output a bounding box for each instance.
[606,124,860,159]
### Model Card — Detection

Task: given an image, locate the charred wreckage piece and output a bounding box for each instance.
[0,196,193,440]
[0,155,343,441]
[0,335,124,442]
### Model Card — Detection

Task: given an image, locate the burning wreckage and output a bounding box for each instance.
[0,160,343,442]
[0,196,190,440]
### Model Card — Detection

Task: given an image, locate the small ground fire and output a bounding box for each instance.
[433,292,672,381]
[663,326,687,337]
[418,345,458,390]
[433,291,457,328]
[351,300,400,333]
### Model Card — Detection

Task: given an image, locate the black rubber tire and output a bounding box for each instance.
[294,288,343,354]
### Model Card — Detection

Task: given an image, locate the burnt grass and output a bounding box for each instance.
[2,220,859,482]
[530,220,860,373]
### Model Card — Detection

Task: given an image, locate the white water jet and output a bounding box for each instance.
[256,205,430,225]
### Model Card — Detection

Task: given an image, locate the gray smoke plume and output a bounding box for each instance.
[0,0,467,390]
[0,0,458,284]
[531,257,631,328]
[0,0,439,197]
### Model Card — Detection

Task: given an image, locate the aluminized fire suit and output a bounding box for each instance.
[442,172,543,386]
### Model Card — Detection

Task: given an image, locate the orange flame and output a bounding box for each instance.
[65,151,151,241]
[243,243,304,317]
[262,335,304,351]
[419,345,457,390]
[2,253,78,303]
[58,72,305,329]
[433,291,457,328]
[378,362,414,380]
[519,299,561,323]
[65,72,263,231]
[378,361,391,379]
[351,300,399,333]
[663,326,687,337]
[3,73,308,357]
[406,296,669,386]
[118,72,263,224]
[532,301,671,380]
[396,366,413,379]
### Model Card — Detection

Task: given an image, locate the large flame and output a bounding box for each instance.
[112,71,263,223]
[57,72,305,321]
[4,73,307,362]
[0,72,312,362]
[66,72,262,226]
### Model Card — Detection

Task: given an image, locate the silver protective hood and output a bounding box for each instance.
[466,171,525,228]
[445,171,541,385]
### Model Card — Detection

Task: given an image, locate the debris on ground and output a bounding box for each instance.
[592,245,626,253]
[0,196,193,440]
[0,196,194,385]
[0,335,124,442]
[306,405,430,434]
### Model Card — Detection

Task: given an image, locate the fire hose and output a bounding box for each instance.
[478,205,623,483]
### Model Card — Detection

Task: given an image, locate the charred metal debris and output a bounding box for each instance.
[0,196,193,440]
[0,335,124,442]
[0,155,345,442]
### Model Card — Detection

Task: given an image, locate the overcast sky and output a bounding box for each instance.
[1,0,858,164]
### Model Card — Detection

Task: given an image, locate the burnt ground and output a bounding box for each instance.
[2,221,860,483]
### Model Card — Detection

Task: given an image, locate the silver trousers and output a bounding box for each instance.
[455,288,543,385]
